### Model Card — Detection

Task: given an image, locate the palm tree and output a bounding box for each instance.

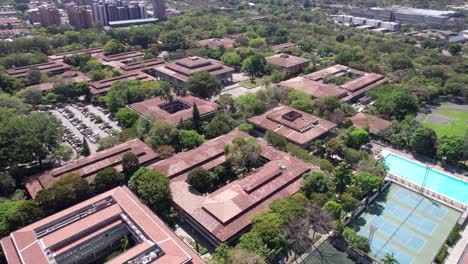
[121,235,129,252]
[382,253,399,264]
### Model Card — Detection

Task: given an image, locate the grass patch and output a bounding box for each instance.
[239,76,269,88]
[422,108,467,138]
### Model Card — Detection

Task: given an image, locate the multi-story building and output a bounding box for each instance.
[153,56,234,87]
[1,186,204,264]
[149,130,311,247]
[93,1,147,25]
[67,5,93,29]
[152,0,166,20]
[37,5,61,27]
[265,53,310,75]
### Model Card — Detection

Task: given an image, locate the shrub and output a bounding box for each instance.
[318,159,333,172]
[238,123,254,133]
[447,225,461,246]
[343,227,370,253]
[265,130,288,150]
[435,245,448,264]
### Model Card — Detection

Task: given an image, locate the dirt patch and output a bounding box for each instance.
[425,113,453,124]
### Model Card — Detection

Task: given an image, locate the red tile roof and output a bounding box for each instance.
[266,53,309,68]
[248,105,337,146]
[149,130,311,244]
[154,57,234,83]
[128,95,219,125]
[280,65,388,102]
[24,139,159,198]
[6,61,71,78]
[48,47,104,61]
[120,58,166,72]
[100,50,144,62]
[271,42,297,51]
[196,38,236,49]
[350,113,392,135]
[279,77,347,98]
[89,72,156,95]
[0,186,204,264]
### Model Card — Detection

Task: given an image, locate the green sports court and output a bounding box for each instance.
[351,184,462,264]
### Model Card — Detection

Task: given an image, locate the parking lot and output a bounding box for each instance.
[51,104,122,154]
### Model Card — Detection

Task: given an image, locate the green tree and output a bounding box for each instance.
[389,53,413,70]
[35,173,91,214]
[343,227,370,253]
[103,39,126,55]
[235,93,265,117]
[251,211,284,242]
[94,167,126,193]
[122,152,140,178]
[289,90,314,113]
[186,71,222,98]
[204,112,237,138]
[448,43,462,56]
[6,112,63,167]
[265,130,288,150]
[242,54,266,83]
[333,162,352,193]
[80,137,91,157]
[192,103,201,132]
[225,137,261,176]
[115,108,139,128]
[340,192,357,212]
[382,253,400,264]
[345,128,370,149]
[161,32,189,51]
[0,172,16,197]
[303,171,330,198]
[15,3,29,12]
[26,67,42,85]
[4,200,43,233]
[410,127,437,156]
[128,168,171,215]
[177,130,205,150]
[353,173,383,201]
[145,122,178,149]
[323,200,343,219]
[186,167,213,193]
[221,51,242,67]
[437,136,464,164]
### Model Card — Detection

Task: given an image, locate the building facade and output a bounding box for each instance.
[1,187,204,264]
[152,0,166,20]
[93,0,147,26]
[67,5,93,29]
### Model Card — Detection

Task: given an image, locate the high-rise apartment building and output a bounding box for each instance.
[67,5,93,29]
[93,1,147,26]
[38,5,61,27]
[152,0,166,20]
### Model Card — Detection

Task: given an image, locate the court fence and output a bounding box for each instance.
[386,173,467,213]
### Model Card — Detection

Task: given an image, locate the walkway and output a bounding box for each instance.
[448,225,468,264]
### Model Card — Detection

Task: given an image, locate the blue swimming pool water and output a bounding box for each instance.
[384,154,468,204]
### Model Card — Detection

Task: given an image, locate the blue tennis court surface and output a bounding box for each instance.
[351,184,461,264]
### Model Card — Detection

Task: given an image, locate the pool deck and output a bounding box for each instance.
[381,148,467,183]
[380,148,467,212]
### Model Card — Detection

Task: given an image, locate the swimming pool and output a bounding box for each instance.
[384,153,468,204]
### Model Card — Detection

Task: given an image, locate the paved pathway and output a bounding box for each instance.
[448,224,468,264]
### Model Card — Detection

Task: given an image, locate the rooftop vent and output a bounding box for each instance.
[188,56,199,60]
[282,110,302,121]
[280,54,289,58]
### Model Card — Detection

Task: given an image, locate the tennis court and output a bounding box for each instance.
[351,184,461,264]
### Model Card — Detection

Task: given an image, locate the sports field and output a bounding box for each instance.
[351,184,461,264]
[422,103,467,138]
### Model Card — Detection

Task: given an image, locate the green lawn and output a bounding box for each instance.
[239,76,269,89]
[422,108,467,138]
